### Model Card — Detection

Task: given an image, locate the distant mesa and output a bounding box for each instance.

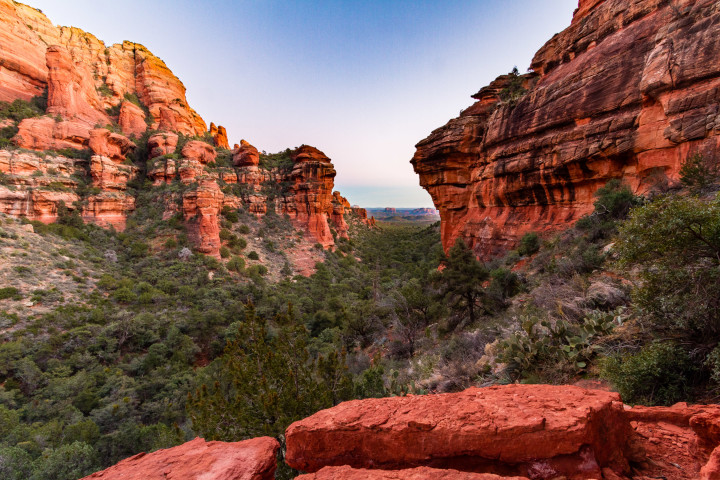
[365,207,440,224]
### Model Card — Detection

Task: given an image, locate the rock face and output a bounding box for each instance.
[210,122,230,149]
[0,0,205,135]
[412,0,720,258]
[182,179,224,256]
[286,385,630,479]
[0,0,371,266]
[286,145,338,247]
[118,101,147,138]
[80,437,279,480]
[286,384,720,480]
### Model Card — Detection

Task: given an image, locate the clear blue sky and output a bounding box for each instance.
[28,0,578,207]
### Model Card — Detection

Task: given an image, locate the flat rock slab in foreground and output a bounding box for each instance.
[296,466,530,479]
[80,436,279,480]
[286,384,630,477]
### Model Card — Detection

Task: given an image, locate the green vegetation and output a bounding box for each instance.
[259,149,294,172]
[499,67,527,107]
[0,135,718,478]
[0,95,46,122]
[0,94,47,147]
[517,232,540,256]
[0,208,443,477]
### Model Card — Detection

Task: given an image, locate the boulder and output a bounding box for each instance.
[285,384,631,477]
[701,446,720,480]
[182,140,217,164]
[148,132,178,158]
[88,128,135,162]
[79,437,279,480]
[233,139,260,167]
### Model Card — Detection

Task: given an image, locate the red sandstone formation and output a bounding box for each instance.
[82,192,136,231]
[175,140,218,184]
[45,45,108,126]
[297,466,530,480]
[148,132,178,158]
[15,116,91,151]
[0,0,206,136]
[79,437,279,480]
[182,140,217,165]
[0,150,80,223]
[286,385,720,480]
[330,191,351,238]
[182,178,224,257]
[286,385,630,478]
[0,0,372,262]
[287,145,337,247]
[210,122,230,149]
[233,139,260,167]
[412,0,720,259]
[118,101,147,138]
[73,384,720,480]
[88,128,135,162]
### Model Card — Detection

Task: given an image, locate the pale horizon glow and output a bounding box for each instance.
[26,0,578,208]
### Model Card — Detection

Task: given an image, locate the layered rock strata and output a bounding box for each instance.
[286,385,630,478]
[412,0,720,258]
[0,0,205,135]
[286,384,720,480]
[0,0,371,261]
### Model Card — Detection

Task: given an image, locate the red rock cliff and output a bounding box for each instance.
[0,0,369,264]
[412,0,720,258]
[0,0,205,135]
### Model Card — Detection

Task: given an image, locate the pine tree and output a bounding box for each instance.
[436,238,489,326]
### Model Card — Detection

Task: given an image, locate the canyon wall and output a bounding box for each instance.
[0,0,370,261]
[412,0,720,258]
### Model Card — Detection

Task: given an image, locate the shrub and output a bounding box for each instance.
[219,246,230,258]
[616,194,720,339]
[113,287,135,303]
[517,232,540,256]
[600,342,699,405]
[220,206,238,223]
[226,256,245,272]
[680,153,719,194]
[31,441,100,480]
[247,265,268,277]
[576,179,642,240]
[247,251,259,260]
[0,98,44,122]
[0,287,21,301]
[498,67,527,107]
[0,446,34,480]
[238,224,250,234]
